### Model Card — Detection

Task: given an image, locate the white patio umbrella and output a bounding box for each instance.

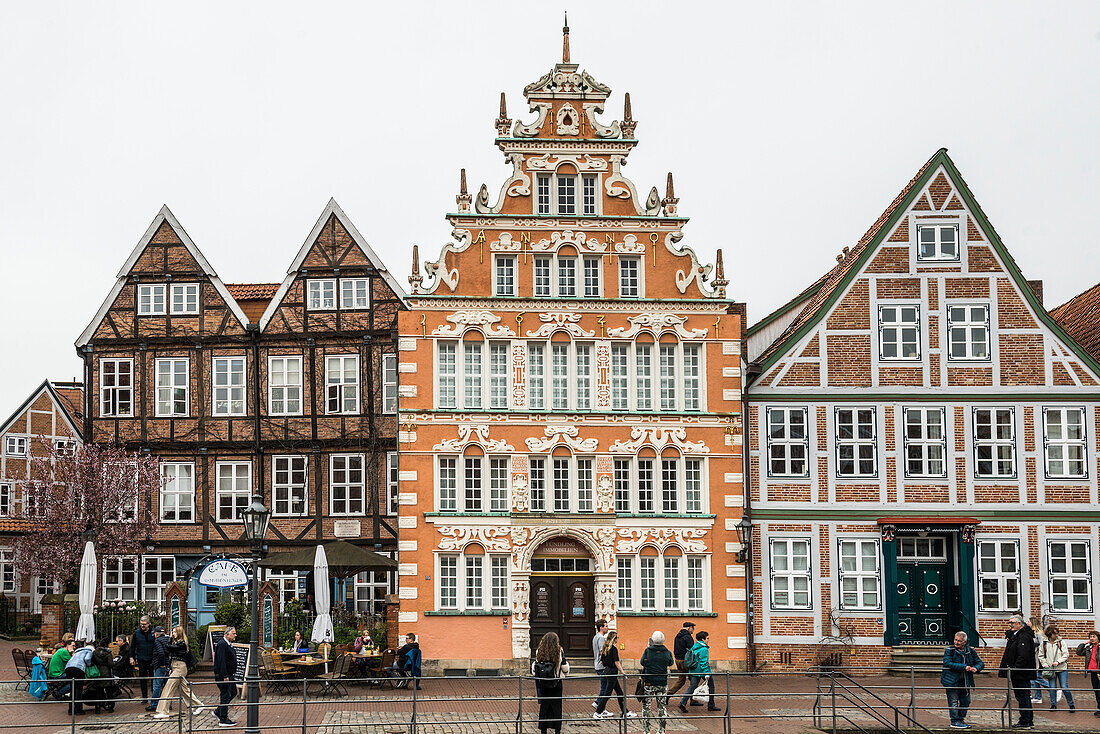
[309,544,334,669]
[74,541,96,643]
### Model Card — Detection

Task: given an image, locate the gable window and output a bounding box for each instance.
[382,353,398,414]
[556,174,576,214]
[536,175,552,215]
[330,454,365,515]
[4,436,27,457]
[769,538,812,610]
[1043,407,1087,479]
[838,539,880,610]
[170,283,199,314]
[977,539,1020,612]
[767,407,809,477]
[307,279,337,311]
[325,355,359,414]
[557,257,577,297]
[268,356,302,416]
[272,455,307,517]
[535,172,596,216]
[533,257,552,297]
[1048,540,1092,612]
[160,462,195,523]
[137,284,166,315]
[581,174,598,215]
[386,452,399,516]
[100,359,133,417]
[212,356,246,416]
[216,461,251,522]
[917,223,959,261]
[495,256,516,297]
[582,256,601,297]
[973,408,1015,478]
[903,407,947,477]
[948,304,990,361]
[618,257,641,298]
[339,278,370,310]
[878,305,920,360]
[155,358,189,417]
[835,407,876,477]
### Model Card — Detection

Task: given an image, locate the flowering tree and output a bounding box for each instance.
[15,441,161,586]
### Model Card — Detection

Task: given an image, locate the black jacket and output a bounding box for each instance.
[166,639,190,664]
[999,626,1037,681]
[213,638,237,681]
[152,635,171,669]
[673,629,694,660]
[131,627,157,662]
[1077,642,1100,670]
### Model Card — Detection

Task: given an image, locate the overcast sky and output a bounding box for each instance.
[1,2,1097,414]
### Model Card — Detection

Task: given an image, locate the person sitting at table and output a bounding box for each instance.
[390,633,422,689]
[352,631,373,677]
[286,630,310,653]
[48,639,76,698]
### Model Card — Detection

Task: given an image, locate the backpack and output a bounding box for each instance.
[533,659,556,681]
[684,645,698,670]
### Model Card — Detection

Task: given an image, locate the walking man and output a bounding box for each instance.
[591,620,610,709]
[999,614,1037,728]
[213,626,239,727]
[130,616,157,708]
[148,626,170,712]
[666,622,695,702]
[942,631,984,729]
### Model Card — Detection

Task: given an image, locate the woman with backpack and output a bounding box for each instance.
[1037,625,1074,710]
[678,630,720,713]
[154,626,204,719]
[593,630,636,720]
[532,632,569,734]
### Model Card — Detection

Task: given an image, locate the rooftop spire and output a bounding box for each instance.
[409,244,423,291]
[495,92,512,136]
[621,92,638,138]
[666,172,675,200]
[460,168,468,195]
[456,168,472,213]
[661,172,679,216]
[499,92,507,118]
[623,92,633,121]
[562,12,570,63]
[713,248,729,297]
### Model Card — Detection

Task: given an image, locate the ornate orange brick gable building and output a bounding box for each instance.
[396,26,747,672]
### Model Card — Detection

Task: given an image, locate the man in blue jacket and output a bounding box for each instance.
[130,616,157,707]
[213,626,239,727]
[942,631,984,729]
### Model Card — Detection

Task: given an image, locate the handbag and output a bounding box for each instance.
[691,677,710,705]
[634,678,646,702]
[1040,667,1055,680]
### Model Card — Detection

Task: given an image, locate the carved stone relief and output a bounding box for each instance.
[607,426,709,454]
[528,229,608,254]
[526,153,608,172]
[525,425,599,453]
[525,312,596,338]
[582,103,621,139]
[615,528,708,554]
[513,103,551,137]
[475,153,531,215]
[437,526,512,553]
[433,424,516,453]
[511,341,526,409]
[431,310,517,337]
[606,313,707,340]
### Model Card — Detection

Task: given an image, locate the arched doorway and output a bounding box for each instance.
[528,536,594,658]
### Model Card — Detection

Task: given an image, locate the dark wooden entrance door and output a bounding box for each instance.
[895,561,949,643]
[529,576,593,659]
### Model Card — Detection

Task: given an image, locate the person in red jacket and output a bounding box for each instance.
[1076,630,1100,717]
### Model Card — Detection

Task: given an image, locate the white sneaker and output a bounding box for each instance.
[194,707,205,717]
[153,713,170,719]
[592,702,598,709]
[1056,690,1063,704]
[626,711,638,718]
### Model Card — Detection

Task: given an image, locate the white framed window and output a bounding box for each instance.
[1043,407,1087,479]
[142,555,176,601]
[838,539,880,610]
[155,358,189,417]
[534,173,595,216]
[354,562,395,616]
[3,436,27,457]
[769,538,812,610]
[307,279,336,310]
[903,407,947,478]
[947,304,990,361]
[437,343,457,409]
[54,438,76,456]
[605,342,704,413]
[489,457,509,512]
[465,555,483,608]
[268,356,302,416]
[325,354,359,414]
[663,556,681,611]
[495,256,516,297]
[464,343,483,409]
[685,458,703,514]
[542,455,604,513]
[575,344,592,410]
[582,256,601,297]
[100,358,134,417]
[917,223,959,261]
[977,539,1020,612]
[103,556,139,600]
[0,548,14,593]
[272,455,307,517]
[640,556,657,610]
[533,256,552,297]
[835,407,877,477]
[1048,540,1092,612]
[683,345,701,411]
[615,551,708,613]
[661,458,679,513]
[0,483,12,518]
[137,284,166,315]
[618,257,641,298]
[611,345,628,410]
[159,462,195,523]
[577,458,594,512]
[767,407,809,477]
[581,174,598,215]
[489,343,508,409]
[536,175,552,215]
[437,457,457,512]
[556,174,576,215]
[382,353,398,414]
[212,356,247,416]
[266,570,300,607]
[339,278,370,309]
[170,283,199,315]
[659,345,677,411]
[437,552,508,612]
[329,454,365,515]
[491,556,509,609]
[529,457,546,512]
[686,557,705,612]
[606,456,704,515]
[897,537,947,560]
[551,344,569,409]
[386,452,399,516]
[553,456,570,512]
[438,555,458,609]
[617,557,633,609]
[216,461,251,522]
[638,458,655,513]
[973,408,1015,478]
[527,344,545,410]
[613,459,630,513]
[557,256,577,297]
[878,304,920,360]
[463,456,483,512]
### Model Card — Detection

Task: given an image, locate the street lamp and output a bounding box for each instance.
[240,495,270,734]
[734,515,754,564]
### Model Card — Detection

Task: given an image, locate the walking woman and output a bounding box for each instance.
[532,632,569,734]
[593,630,636,719]
[1038,625,1074,710]
[154,626,204,719]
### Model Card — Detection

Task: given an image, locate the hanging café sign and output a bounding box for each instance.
[197,559,250,588]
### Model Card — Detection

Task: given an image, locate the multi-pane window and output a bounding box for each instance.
[170,284,199,314]
[382,353,398,414]
[835,408,876,477]
[977,540,1020,612]
[0,548,14,593]
[551,344,569,410]
[0,484,11,518]
[687,557,705,611]
[439,341,511,410]
[216,462,251,522]
[638,459,655,513]
[137,284,166,315]
[663,556,681,611]
[307,279,336,310]
[268,356,302,415]
[685,459,703,514]
[325,355,359,414]
[973,408,1015,478]
[767,407,809,477]
[838,540,880,610]
[575,344,592,410]
[330,454,365,515]
[100,359,133,417]
[612,457,703,514]
[917,224,959,261]
[267,570,300,607]
[557,257,577,297]
[495,256,516,297]
[617,557,633,609]
[489,457,509,512]
[386,452,399,516]
[611,345,628,410]
[948,304,990,360]
[556,174,576,215]
[618,257,641,298]
[527,344,545,410]
[464,456,483,512]
[1048,540,1092,612]
[683,345,701,411]
[438,457,457,512]
[439,556,457,609]
[212,356,246,416]
[605,342,702,412]
[552,457,570,512]
[770,539,811,609]
[340,278,369,309]
[155,358,189,417]
[576,458,594,512]
[1044,408,1087,478]
[491,556,509,609]
[903,407,947,477]
[535,173,594,216]
[613,459,631,513]
[159,462,195,523]
[878,305,920,360]
[640,556,657,610]
[272,455,307,517]
[463,343,483,409]
[582,174,598,215]
[103,557,139,600]
[533,257,552,297]
[529,457,546,512]
[661,458,679,513]
[142,556,176,601]
[438,553,507,612]
[536,175,552,215]
[354,564,395,616]
[465,556,483,608]
[489,344,508,409]
[617,552,706,613]
[582,257,600,297]
[437,343,457,409]
[4,436,26,457]
[635,345,653,411]
[659,345,677,411]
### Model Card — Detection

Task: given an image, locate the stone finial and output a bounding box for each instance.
[621,92,637,138]
[456,169,472,213]
[661,172,679,216]
[713,248,729,297]
[409,244,424,291]
[495,92,511,136]
[562,12,570,63]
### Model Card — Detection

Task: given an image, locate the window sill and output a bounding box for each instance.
[425,610,510,617]
[615,513,716,520]
[617,612,717,618]
[426,512,510,518]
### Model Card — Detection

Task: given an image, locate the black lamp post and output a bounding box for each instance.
[240,494,270,734]
[735,516,754,564]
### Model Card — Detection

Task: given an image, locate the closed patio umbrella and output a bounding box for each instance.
[309,544,334,660]
[74,541,96,643]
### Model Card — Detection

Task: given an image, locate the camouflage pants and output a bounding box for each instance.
[642,684,668,734]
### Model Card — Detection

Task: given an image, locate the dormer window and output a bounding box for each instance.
[137,284,166,315]
[917,223,960,261]
[536,174,599,216]
[170,283,199,314]
[307,279,337,310]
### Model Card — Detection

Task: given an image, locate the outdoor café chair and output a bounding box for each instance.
[13,649,30,690]
[316,653,351,699]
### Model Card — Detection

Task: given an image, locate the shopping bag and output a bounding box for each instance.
[691,677,710,705]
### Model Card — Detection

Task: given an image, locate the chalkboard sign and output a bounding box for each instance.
[229,643,251,683]
[170,598,181,631]
[204,625,228,662]
[262,597,274,649]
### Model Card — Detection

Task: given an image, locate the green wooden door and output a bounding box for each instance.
[895,561,949,643]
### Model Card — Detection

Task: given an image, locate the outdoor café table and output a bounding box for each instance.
[349,653,382,685]
[284,657,330,691]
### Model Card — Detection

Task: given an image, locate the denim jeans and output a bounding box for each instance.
[680,675,715,708]
[1047,670,1075,708]
[151,666,169,707]
[945,687,971,725]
